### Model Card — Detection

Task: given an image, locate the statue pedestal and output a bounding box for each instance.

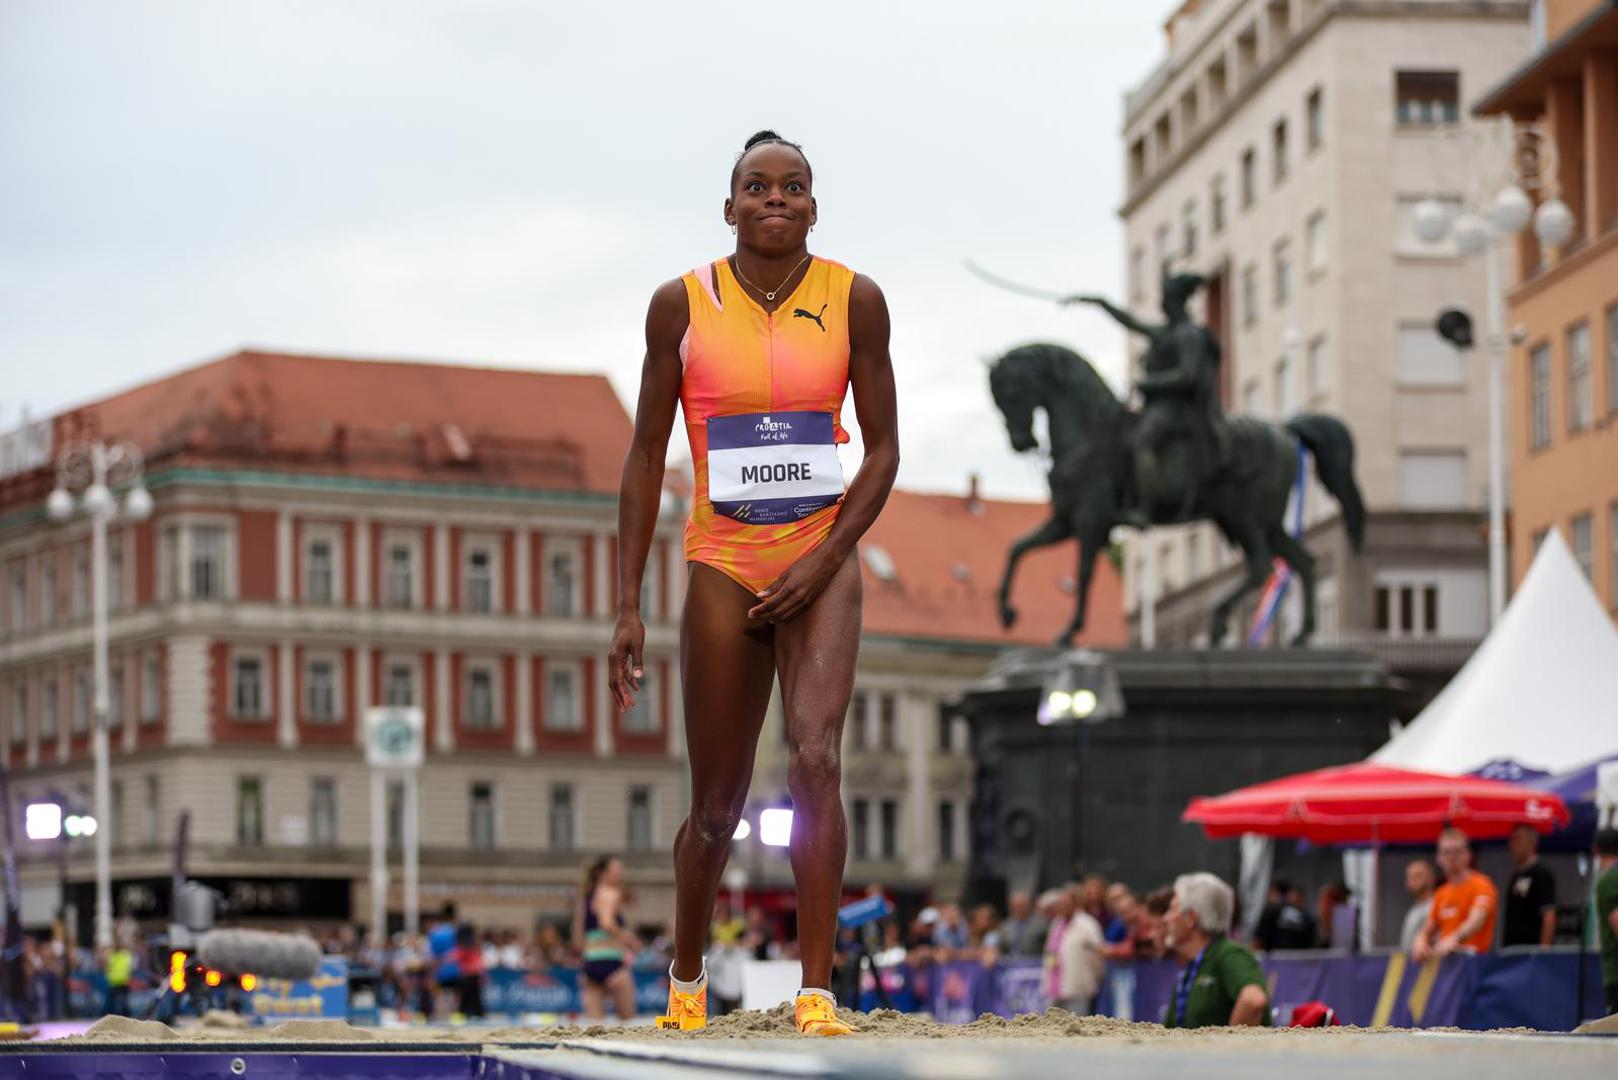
[954,647,1396,904]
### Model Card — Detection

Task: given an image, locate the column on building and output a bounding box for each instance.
[353,515,371,607]
[278,639,296,747]
[434,649,453,753]
[515,648,534,755]
[903,689,934,880]
[276,511,293,603]
[353,641,372,750]
[433,522,450,611]
[513,526,531,616]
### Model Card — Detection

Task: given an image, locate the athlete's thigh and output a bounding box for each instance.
[772,550,862,742]
[680,562,777,790]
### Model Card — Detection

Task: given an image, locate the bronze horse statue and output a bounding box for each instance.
[988,342,1364,648]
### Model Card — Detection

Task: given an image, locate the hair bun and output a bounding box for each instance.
[744,129,782,150]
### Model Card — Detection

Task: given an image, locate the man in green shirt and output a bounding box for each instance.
[1162,872,1270,1028]
[1595,828,1618,1017]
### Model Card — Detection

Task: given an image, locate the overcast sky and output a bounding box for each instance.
[1,0,1176,501]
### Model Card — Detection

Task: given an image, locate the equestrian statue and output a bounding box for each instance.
[985,271,1364,648]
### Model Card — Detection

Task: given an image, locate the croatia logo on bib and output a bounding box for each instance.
[707,411,846,525]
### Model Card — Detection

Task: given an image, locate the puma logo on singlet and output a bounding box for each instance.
[793,304,828,332]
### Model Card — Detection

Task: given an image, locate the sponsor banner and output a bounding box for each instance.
[707,411,844,524]
[483,966,669,1017]
[247,956,350,1020]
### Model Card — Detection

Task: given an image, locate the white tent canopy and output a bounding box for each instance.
[1372,528,1618,774]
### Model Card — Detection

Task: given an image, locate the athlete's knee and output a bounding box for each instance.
[681,798,744,848]
[786,736,842,793]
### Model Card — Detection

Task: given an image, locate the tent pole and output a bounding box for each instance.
[1368,825,1380,952]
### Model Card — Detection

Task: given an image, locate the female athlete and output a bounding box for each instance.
[573,855,640,1022]
[607,130,898,1035]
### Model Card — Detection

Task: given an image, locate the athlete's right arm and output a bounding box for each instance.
[608,278,688,714]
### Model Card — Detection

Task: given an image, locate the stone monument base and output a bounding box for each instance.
[953,647,1397,904]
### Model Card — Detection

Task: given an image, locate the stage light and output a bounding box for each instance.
[205,969,222,987]
[240,973,257,992]
[759,808,794,847]
[732,819,752,841]
[25,802,62,841]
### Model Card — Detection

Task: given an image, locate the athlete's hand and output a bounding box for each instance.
[607,610,645,712]
[748,548,837,623]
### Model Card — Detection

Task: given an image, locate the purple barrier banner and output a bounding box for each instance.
[893,949,1602,1031]
[929,960,997,1024]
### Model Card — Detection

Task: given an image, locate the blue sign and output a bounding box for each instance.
[246,956,350,1021]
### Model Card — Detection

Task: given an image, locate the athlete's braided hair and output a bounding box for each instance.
[730,129,812,192]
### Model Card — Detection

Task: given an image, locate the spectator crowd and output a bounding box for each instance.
[7,823,1616,1026]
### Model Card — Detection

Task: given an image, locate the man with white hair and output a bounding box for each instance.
[1162,872,1269,1028]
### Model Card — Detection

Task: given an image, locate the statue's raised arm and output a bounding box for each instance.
[1063,293,1164,340]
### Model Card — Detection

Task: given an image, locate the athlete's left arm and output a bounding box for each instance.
[748,274,898,622]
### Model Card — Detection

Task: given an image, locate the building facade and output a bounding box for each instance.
[1116,0,1528,673]
[735,486,1127,911]
[1,350,686,934]
[2,350,1126,940]
[1476,0,1618,614]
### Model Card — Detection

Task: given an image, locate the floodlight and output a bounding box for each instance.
[759,808,794,847]
[26,802,62,841]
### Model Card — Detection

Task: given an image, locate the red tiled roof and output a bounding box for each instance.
[37,349,1123,647]
[857,488,1127,648]
[55,349,632,495]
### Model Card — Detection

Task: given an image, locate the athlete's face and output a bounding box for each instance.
[726,144,815,252]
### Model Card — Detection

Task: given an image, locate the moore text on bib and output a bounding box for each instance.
[706,411,845,525]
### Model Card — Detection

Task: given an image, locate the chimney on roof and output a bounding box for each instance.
[965,472,985,515]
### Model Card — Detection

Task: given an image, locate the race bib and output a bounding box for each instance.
[707,411,845,525]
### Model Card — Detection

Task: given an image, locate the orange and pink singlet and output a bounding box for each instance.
[678,255,856,595]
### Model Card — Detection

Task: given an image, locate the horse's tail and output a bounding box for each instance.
[1286,413,1365,552]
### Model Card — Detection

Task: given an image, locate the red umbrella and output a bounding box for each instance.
[1183,762,1570,844]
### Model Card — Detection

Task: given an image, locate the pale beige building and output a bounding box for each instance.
[1116,0,1528,670]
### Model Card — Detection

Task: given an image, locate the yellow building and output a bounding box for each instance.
[1477,0,1618,612]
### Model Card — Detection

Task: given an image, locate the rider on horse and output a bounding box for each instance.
[1069,273,1230,523]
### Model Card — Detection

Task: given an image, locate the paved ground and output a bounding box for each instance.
[498,1031,1616,1080]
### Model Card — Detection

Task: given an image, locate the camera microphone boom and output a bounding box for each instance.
[196,929,322,982]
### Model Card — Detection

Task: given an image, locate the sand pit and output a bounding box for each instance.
[63,1006,1440,1045]
[80,1016,181,1041]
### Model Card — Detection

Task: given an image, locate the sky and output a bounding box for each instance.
[0,0,1177,502]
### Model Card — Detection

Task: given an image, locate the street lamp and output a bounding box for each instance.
[45,440,151,949]
[1412,117,1570,626]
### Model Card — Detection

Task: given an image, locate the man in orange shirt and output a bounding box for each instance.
[1412,827,1498,961]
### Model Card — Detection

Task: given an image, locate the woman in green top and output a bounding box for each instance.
[574,856,640,1021]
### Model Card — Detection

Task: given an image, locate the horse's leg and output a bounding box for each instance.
[1056,521,1108,647]
[1209,523,1273,647]
[997,515,1072,630]
[1269,528,1318,647]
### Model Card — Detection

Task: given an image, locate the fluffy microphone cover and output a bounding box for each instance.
[196,929,323,981]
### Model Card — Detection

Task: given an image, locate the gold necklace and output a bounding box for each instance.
[731,252,811,303]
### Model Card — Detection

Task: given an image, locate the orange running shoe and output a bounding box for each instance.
[656,980,707,1032]
[794,993,857,1036]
